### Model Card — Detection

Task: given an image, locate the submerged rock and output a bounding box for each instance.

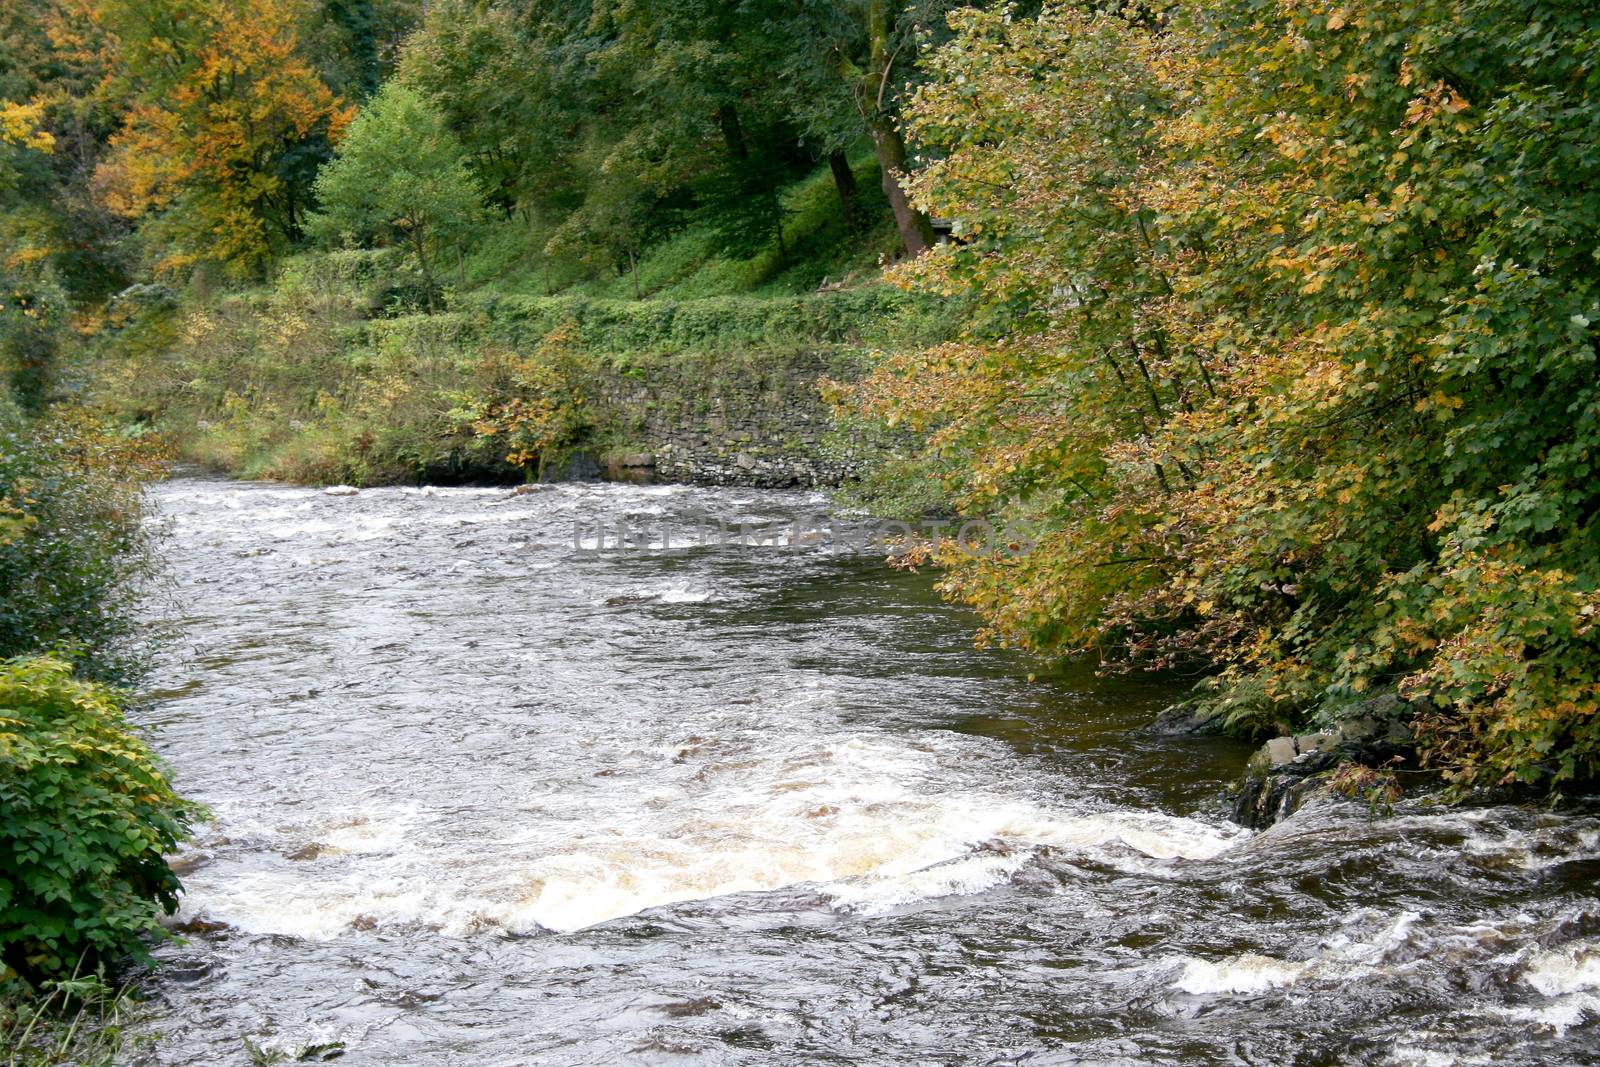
[286,842,339,861]
[1146,699,1228,736]
[169,916,231,937]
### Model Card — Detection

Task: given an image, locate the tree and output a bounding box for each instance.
[306,0,423,101]
[0,1,135,305]
[0,101,55,182]
[397,0,955,267]
[91,0,353,277]
[753,0,959,257]
[307,81,484,310]
[0,100,65,408]
[851,0,1600,789]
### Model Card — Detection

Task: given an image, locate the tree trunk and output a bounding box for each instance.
[869,117,933,258]
[865,0,933,258]
[715,105,748,160]
[412,228,436,313]
[828,150,859,227]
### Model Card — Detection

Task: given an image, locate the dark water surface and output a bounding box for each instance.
[127,478,1600,1065]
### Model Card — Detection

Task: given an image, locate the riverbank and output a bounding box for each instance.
[88,259,953,490]
[0,976,144,1066]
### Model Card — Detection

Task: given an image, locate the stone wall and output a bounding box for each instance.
[582,346,868,487]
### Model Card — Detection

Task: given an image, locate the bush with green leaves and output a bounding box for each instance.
[0,656,194,984]
[0,967,142,1066]
[0,403,160,682]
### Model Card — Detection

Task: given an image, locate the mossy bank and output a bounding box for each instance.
[92,251,955,488]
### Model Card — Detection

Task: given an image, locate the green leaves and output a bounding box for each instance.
[853,0,1600,786]
[0,657,196,984]
[308,82,485,309]
[0,406,160,682]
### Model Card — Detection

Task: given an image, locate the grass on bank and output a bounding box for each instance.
[0,970,145,1067]
[462,149,901,301]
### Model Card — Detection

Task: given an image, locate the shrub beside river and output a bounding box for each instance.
[0,400,195,1063]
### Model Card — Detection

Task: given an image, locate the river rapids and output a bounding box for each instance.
[126,478,1600,1065]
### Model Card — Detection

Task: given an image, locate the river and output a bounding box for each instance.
[126,477,1600,1065]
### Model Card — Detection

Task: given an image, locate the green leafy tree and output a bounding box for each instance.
[306,0,423,100]
[852,0,1600,789]
[307,81,484,309]
[399,0,603,228]
[396,0,961,270]
[751,0,970,256]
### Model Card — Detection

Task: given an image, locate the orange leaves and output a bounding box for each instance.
[92,0,350,274]
[1402,80,1471,130]
[454,325,588,477]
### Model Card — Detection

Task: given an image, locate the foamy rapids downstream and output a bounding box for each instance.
[127,478,1600,1065]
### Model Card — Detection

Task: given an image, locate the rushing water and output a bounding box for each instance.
[126,477,1600,1066]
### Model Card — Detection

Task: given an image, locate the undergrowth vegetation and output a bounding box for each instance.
[0,402,164,682]
[91,246,952,486]
[0,411,190,1055]
[0,968,145,1067]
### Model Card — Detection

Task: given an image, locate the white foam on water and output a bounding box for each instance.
[433,510,543,527]
[1167,909,1428,997]
[1381,1043,1497,1067]
[174,727,1246,940]
[1174,954,1310,995]
[596,583,719,605]
[1441,938,1600,1035]
[1496,994,1600,1035]
[658,584,715,604]
[825,850,1039,915]
[1520,941,1600,997]
[1318,908,1424,965]
[259,516,400,542]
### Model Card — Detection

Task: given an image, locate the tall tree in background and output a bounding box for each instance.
[399,1,593,223]
[398,0,960,267]
[307,82,484,309]
[297,0,421,101]
[1,0,131,302]
[854,0,936,255]
[0,99,66,407]
[91,0,353,276]
[591,0,802,259]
